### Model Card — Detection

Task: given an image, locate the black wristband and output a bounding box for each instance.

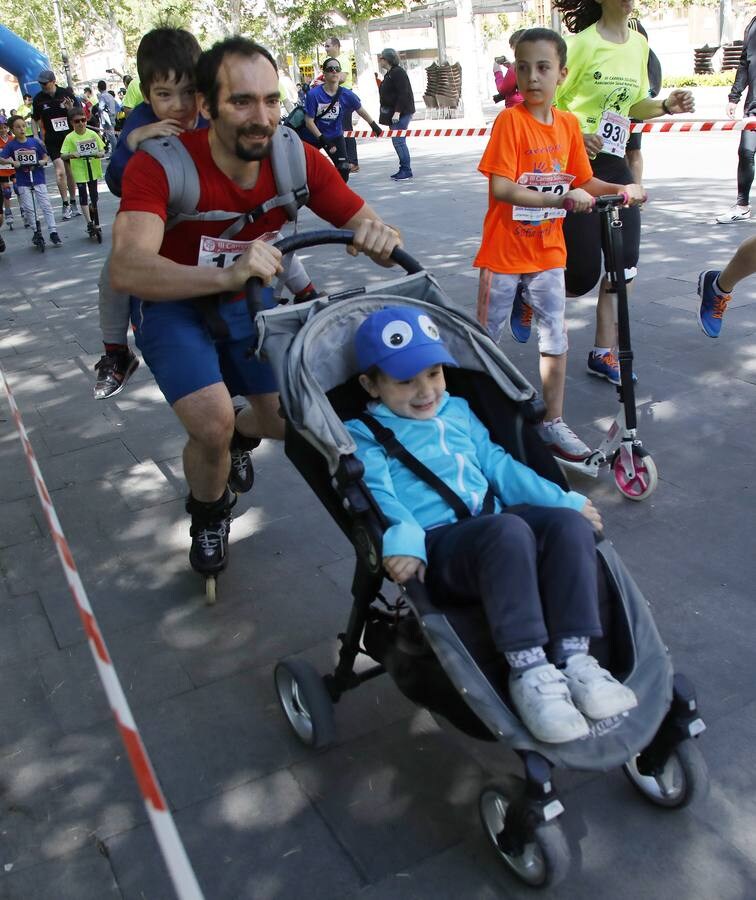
[661,98,671,115]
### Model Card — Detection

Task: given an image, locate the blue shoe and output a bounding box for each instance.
[393,170,413,181]
[697,269,731,338]
[586,350,637,386]
[509,286,532,343]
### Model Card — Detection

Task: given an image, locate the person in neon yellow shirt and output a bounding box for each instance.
[537,0,695,387]
[60,107,105,236]
[16,94,36,137]
[121,76,143,114]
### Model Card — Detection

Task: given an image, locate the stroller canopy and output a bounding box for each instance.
[256,271,538,473]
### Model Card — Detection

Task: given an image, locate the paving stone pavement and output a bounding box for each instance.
[0,126,754,900]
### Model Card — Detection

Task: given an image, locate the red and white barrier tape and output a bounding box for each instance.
[345,118,756,139]
[0,364,204,900]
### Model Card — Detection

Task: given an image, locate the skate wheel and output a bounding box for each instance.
[612,448,658,501]
[205,575,217,605]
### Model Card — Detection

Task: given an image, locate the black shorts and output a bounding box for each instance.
[563,153,641,297]
[45,141,64,162]
[626,121,642,153]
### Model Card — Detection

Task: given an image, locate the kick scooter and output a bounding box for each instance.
[82,147,102,243]
[18,154,45,252]
[559,193,657,501]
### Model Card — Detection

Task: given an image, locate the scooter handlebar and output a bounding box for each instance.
[562,192,648,212]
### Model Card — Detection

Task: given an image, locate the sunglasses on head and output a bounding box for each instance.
[324,65,341,73]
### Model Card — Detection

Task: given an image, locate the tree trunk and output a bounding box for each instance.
[455,0,484,122]
[352,18,380,119]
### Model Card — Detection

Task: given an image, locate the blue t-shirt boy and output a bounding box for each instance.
[0,137,48,187]
[304,84,361,139]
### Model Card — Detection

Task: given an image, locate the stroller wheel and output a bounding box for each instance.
[623,740,709,809]
[612,447,658,501]
[478,780,570,888]
[274,659,335,749]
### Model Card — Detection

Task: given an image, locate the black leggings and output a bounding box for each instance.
[323,136,350,183]
[77,179,98,207]
[737,129,756,206]
[424,505,602,654]
[563,153,641,297]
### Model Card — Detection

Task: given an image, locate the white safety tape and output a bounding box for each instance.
[345,118,756,139]
[0,364,205,900]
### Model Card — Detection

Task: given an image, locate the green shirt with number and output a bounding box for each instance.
[555,24,649,145]
[61,128,105,182]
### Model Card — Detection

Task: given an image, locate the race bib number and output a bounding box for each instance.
[315,101,340,122]
[598,110,630,157]
[16,149,37,166]
[512,172,575,222]
[51,116,69,133]
[77,139,98,156]
[197,235,251,269]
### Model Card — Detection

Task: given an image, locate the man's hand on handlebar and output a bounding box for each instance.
[347,219,402,267]
[562,187,594,213]
[224,240,282,292]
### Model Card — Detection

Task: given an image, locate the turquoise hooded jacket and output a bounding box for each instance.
[346,392,587,562]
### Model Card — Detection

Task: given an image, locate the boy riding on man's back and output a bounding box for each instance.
[94,26,204,400]
[474,28,643,462]
[345,306,637,744]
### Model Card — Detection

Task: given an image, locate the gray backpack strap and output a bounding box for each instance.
[264,126,309,222]
[140,135,201,219]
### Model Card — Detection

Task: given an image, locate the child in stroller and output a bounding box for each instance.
[345,305,637,744]
[255,229,708,888]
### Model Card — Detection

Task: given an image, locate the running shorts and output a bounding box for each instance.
[131,291,278,406]
[563,153,640,297]
[45,140,65,162]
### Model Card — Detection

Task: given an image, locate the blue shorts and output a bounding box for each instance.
[131,292,278,406]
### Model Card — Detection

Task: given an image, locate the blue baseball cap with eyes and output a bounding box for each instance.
[355,306,458,380]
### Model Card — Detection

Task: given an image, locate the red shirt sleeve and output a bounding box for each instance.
[118,151,170,221]
[302,143,364,226]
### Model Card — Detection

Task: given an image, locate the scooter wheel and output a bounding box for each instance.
[612,447,658,501]
[96,228,102,244]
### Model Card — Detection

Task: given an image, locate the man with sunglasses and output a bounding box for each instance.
[304,57,381,182]
[32,70,81,219]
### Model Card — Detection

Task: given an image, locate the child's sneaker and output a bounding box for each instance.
[49,232,62,246]
[697,270,731,338]
[537,418,592,461]
[508,287,533,343]
[586,350,637,386]
[562,654,638,721]
[93,350,139,399]
[715,204,750,224]
[62,203,73,220]
[509,663,589,743]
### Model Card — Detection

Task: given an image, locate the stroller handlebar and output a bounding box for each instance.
[246,229,425,314]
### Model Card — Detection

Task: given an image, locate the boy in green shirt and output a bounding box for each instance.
[60,107,105,237]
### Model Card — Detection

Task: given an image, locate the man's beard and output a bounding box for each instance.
[234,124,275,161]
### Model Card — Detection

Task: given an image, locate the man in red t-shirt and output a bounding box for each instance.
[111,36,400,578]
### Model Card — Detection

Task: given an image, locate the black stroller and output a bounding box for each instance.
[252,232,709,889]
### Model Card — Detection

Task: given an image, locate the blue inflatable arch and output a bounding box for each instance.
[0,24,51,100]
